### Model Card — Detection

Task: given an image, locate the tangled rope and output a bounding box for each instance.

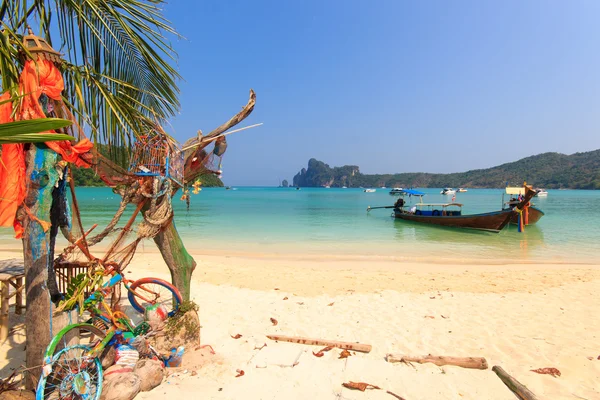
[138,177,173,239]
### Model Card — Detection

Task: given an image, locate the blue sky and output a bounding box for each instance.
[163,1,600,185]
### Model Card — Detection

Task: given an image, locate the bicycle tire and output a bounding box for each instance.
[44,323,106,360]
[127,277,182,317]
[36,344,103,400]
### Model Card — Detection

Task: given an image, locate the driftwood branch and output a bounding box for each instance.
[266,335,372,353]
[386,354,488,370]
[182,89,256,154]
[492,365,538,400]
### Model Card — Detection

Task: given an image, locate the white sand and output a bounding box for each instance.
[2,249,600,399]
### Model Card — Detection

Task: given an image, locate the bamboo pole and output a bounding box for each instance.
[492,365,538,400]
[266,335,372,353]
[386,354,488,369]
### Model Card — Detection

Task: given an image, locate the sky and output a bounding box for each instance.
[161,0,600,186]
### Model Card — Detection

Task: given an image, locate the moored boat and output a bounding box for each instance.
[457,188,467,193]
[535,189,548,197]
[368,186,537,233]
[364,188,376,193]
[389,187,404,195]
[440,188,456,195]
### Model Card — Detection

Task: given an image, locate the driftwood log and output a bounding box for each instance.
[492,365,538,400]
[386,354,488,370]
[266,335,372,353]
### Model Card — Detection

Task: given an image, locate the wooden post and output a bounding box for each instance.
[153,219,196,301]
[15,277,23,314]
[20,145,68,389]
[492,365,538,400]
[0,281,8,341]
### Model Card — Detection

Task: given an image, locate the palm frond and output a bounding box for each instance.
[0,118,74,143]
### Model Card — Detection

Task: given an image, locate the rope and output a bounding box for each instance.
[138,177,173,239]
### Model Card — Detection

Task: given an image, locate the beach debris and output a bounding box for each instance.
[312,346,333,357]
[254,342,267,350]
[328,302,335,306]
[530,367,561,377]
[191,371,198,376]
[231,334,242,339]
[165,346,185,368]
[0,371,19,394]
[101,371,142,400]
[386,354,488,370]
[297,302,305,305]
[492,365,539,400]
[342,382,381,391]
[235,369,245,377]
[266,335,372,353]
[385,391,407,400]
[339,349,352,359]
[274,288,280,290]
[134,359,165,392]
[283,297,288,300]
[270,318,278,326]
[424,315,435,319]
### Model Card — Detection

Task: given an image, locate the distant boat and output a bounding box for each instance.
[440,188,456,195]
[389,187,404,195]
[535,189,548,197]
[324,185,330,189]
[381,186,386,189]
[225,186,232,190]
[296,187,301,191]
[342,186,348,189]
[457,188,467,193]
[368,186,537,233]
[364,189,376,193]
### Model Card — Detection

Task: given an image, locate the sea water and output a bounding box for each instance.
[1,187,599,264]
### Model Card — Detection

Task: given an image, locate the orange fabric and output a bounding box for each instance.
[0,59,92,237]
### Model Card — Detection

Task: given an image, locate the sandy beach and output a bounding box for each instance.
[2,249,600,399]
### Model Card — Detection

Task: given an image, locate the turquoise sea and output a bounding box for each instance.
[1,187,599,264]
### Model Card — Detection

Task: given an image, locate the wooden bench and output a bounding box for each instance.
[0,259,25,341]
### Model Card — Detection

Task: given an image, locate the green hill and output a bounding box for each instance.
[292,150,600,189]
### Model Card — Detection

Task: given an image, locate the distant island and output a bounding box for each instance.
[292,149,600,189]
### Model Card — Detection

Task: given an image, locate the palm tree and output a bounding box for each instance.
[1,1,180,387]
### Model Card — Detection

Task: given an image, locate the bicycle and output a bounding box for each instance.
[36,270,181,400]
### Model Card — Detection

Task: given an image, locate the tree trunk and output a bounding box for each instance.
[21,144,59,389]
[152,219,196,301]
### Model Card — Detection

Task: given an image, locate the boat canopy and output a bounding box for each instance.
[401,189,426,196]
[505,187,526,195]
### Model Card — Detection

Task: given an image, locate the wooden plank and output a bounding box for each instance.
[266,335,372,353]
[15,277,24,314]
[492,365,538,400]
[386,354,488,370]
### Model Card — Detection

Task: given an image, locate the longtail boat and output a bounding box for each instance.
[367,186,537,233]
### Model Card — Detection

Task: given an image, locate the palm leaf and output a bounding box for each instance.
[0,118,74,143]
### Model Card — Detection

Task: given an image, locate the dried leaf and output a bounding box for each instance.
[429,296,436,299]
[231,334,242,339]
[297,302,304,305]
[531,367,561,377]
[235,369,245,377]
[270,318,278,326]
[440,315,448,319]
[424,315,435,319]
[274,288,280,290]
[283,297,288,300]
[313,346,333,357]
[339,349,352,359]
[342,381,381,391]
[328,302,334,306]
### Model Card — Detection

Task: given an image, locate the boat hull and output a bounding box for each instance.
[509,206,544,225]
[394,209,513,232]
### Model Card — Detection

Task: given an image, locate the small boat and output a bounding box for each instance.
[535,189,548,197]
[504,186,545,225]
[440,188,456,195]
[364,189,376,193]
[368,186,537,233]
[342,186,348,189]
[296,187,301,190]
[324,185,330,189]
[389,187,404,195]
[225,186,232,190]
[457,188,467,193]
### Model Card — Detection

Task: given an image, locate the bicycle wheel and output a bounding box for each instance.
[127,277,182,317]
[36,344,103,400]
[46,323,106,359]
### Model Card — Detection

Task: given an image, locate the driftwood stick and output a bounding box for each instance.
[266,335,372,353]
[492,365,538,400]
[182,89,256,153]
[386,354,488,370]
